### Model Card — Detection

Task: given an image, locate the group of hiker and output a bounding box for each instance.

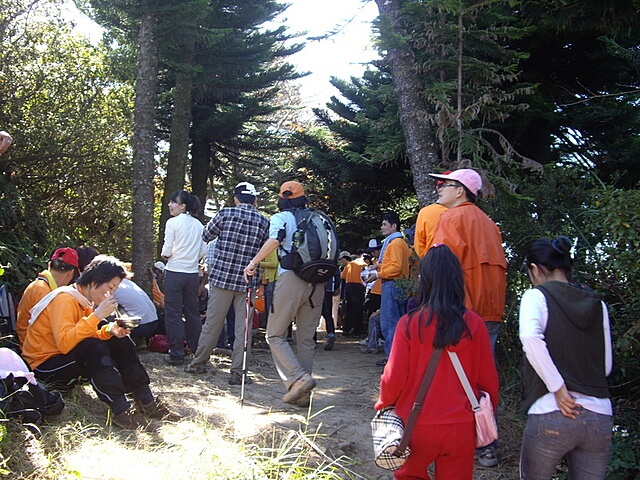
[5,155,613,479]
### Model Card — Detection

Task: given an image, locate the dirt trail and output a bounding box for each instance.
[141,329,518,479]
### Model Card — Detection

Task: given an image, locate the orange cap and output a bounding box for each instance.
[279,181,305,199]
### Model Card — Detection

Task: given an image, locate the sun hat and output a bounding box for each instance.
[428,169,482,195]
[279,181,305,199]
[339,250,353,261]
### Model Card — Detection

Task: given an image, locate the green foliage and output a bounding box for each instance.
[401,0,536,168]
[608,415,640,480]
[0,1,135,282]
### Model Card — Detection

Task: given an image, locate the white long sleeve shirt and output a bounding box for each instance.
[161,213,206,274]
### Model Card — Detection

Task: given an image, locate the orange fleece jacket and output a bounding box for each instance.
[341,258,366,284]
[378,237,410,281]
[414,203,448,258]
[16,271,56,346]
[21,292,112,369]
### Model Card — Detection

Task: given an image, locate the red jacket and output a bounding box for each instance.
[375,308,499,425]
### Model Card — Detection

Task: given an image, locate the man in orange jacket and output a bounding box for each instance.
[368,213,410,366]
[429,168,507,468]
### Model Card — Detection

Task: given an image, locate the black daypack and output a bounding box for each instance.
[0,374,64,424]
[279,209,340,284]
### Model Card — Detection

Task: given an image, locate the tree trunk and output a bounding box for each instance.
[131,10,158,295]
[374,0,440,207]
[157,40,196,255]
[190,135,210,217]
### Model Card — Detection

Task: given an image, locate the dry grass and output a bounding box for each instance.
[1,337,527,479]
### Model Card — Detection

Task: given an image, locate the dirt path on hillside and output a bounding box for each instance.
[140,329,519,479]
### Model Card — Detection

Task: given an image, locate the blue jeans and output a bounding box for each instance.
[367,311,381,350]
[520,410,612,480]
[380,280,406,357]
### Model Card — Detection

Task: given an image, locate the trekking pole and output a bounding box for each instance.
[240,285,252,408]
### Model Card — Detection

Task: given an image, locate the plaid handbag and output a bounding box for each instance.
[371,406,410,470]
[371,349,443,471]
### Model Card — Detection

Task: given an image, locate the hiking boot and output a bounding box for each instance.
[283,374,316,404]
[135,397,181,421]
[184,362,208,374]
[229,372,253,385]
[112,408,155,431]
[164,355,185,366]
[296,391,311,408]
[323,333,336,351]
[476,445,498,467]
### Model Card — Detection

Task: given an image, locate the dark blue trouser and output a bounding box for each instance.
[34,337,152,414]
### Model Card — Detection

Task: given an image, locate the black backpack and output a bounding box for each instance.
[279,208,340,284]
[0,374,65,423]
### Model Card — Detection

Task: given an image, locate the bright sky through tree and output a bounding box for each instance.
[64,0,379,110]
[276,0,380,108]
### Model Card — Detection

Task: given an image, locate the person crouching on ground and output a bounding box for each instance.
[21,255,179,430]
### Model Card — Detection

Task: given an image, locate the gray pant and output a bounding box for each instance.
[266,272,323,390]
[520,409,612,479]
[163,270,201,359]
[192,285,253,375]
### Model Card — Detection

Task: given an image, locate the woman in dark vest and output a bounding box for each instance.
[519,236,613,479]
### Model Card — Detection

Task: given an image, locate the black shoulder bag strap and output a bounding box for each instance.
[393,347,444,457]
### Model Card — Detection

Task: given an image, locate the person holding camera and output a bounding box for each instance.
[21,255,179,430]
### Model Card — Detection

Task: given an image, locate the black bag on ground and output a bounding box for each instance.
[280,208,340,283]
[0,374,64,423]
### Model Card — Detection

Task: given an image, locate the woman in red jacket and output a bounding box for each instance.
[375,244,499,479]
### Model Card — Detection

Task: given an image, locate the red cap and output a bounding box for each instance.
[50,248,79,268]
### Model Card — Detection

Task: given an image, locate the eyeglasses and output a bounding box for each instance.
[437,183,460,190]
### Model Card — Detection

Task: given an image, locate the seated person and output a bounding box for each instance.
[21,255,179,429]
[16,247,79,347]
[114,264,159,347]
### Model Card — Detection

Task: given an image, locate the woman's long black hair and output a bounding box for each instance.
[407,244,471,349]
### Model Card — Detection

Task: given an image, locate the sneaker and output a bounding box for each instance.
[112,407,155,430]
[184,362,207,374]
[375,358,388,367]
[164,355,185,366]
[476,445,498,467]
[324,333,336,351]
[282,374,316,404]
[229,372,253,385]
[360,347,379,354]
[135,397,181,421]
[296,391,311,408]
[358,338,369,346]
